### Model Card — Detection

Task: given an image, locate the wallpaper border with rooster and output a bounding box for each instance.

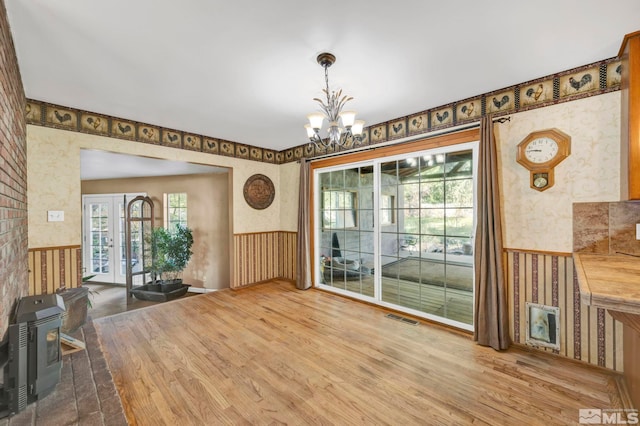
[25,57,621,165]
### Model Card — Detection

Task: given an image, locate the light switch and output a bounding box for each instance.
[636,223,640,240]
[47,210,64,222]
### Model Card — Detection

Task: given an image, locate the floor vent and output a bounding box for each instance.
[386,313,419,325]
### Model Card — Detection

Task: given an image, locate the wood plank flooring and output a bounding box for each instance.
[94,280,627,425]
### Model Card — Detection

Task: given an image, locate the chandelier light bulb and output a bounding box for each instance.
[304,124,316,139]
[307,113,325,130]
[352,120,365,136]
[339,111,356,128]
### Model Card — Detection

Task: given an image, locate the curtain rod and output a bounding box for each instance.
[298,115,511,163]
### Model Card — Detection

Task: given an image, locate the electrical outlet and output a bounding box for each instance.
[636,223,640,240]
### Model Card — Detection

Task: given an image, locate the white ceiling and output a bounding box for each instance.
[6,1,640,152]
[80,150,226,180]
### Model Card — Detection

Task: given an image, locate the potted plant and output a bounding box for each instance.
[149,224,194,291]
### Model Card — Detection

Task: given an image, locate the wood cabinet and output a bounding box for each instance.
[574,253,640,408]
[619,30,640,200]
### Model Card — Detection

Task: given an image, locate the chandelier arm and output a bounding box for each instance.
[338,128,352,147]
[309,131,334,149]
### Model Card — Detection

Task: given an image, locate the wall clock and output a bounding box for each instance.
[516,128,571,192]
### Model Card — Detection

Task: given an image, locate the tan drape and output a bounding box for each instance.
[296,160,312,290]
[474,116,510,350]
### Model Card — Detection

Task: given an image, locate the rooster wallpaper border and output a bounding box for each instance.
[25,57,621,165]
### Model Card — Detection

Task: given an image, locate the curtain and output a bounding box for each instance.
[296,160,312,290]
[474,116,510,350]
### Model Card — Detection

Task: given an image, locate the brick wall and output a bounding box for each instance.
[0,0,28,338]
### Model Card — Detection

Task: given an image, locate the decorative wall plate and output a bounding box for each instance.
[243,174,275,209]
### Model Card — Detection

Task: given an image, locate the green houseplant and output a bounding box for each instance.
[149,224,194,286]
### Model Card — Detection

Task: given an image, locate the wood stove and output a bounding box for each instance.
[0,294,65,418]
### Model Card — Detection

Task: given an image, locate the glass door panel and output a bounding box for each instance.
[86,197,114,282]
[318,165,374,298]
[379,149,475,326]
[83,193,145,284]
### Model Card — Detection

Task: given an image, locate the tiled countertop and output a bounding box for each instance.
[574,252,640,315]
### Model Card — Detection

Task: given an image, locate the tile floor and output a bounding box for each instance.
[86,282,198,319]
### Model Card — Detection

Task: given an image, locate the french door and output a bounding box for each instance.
[314,142,477,330]
[82,193,145,284]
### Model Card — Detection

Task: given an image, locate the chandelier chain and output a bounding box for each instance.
[324,65,331,107]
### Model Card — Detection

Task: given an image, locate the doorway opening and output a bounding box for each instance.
[80,149,231,318]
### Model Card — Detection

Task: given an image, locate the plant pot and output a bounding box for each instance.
[130,283,190,302]
[160,279,183,292]
[147,279,183,292]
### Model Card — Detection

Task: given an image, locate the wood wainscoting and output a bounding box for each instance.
[28,245,82,295]
[233,231,296,288]
[505,249,624,372]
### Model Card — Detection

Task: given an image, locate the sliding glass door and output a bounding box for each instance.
[314,142,477,330]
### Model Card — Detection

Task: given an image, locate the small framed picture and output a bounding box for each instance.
[525,302,560,350]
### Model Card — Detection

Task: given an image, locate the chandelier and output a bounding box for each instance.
[305,52,365,148]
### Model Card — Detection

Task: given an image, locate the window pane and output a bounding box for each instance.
[420,181,445,206]
[166,192,187,228]
[322,190,357,229]
[420,209,445,236]
[445,179,473,207]
[400,182,420,209]
[446,208,473,237]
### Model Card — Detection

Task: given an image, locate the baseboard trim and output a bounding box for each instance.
[232,277,295,290]
[187,287,219,294]
[614,374,636,411]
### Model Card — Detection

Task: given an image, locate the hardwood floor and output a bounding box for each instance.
[94,280,627,425]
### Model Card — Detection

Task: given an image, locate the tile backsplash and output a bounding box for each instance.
[573,201,640,254]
